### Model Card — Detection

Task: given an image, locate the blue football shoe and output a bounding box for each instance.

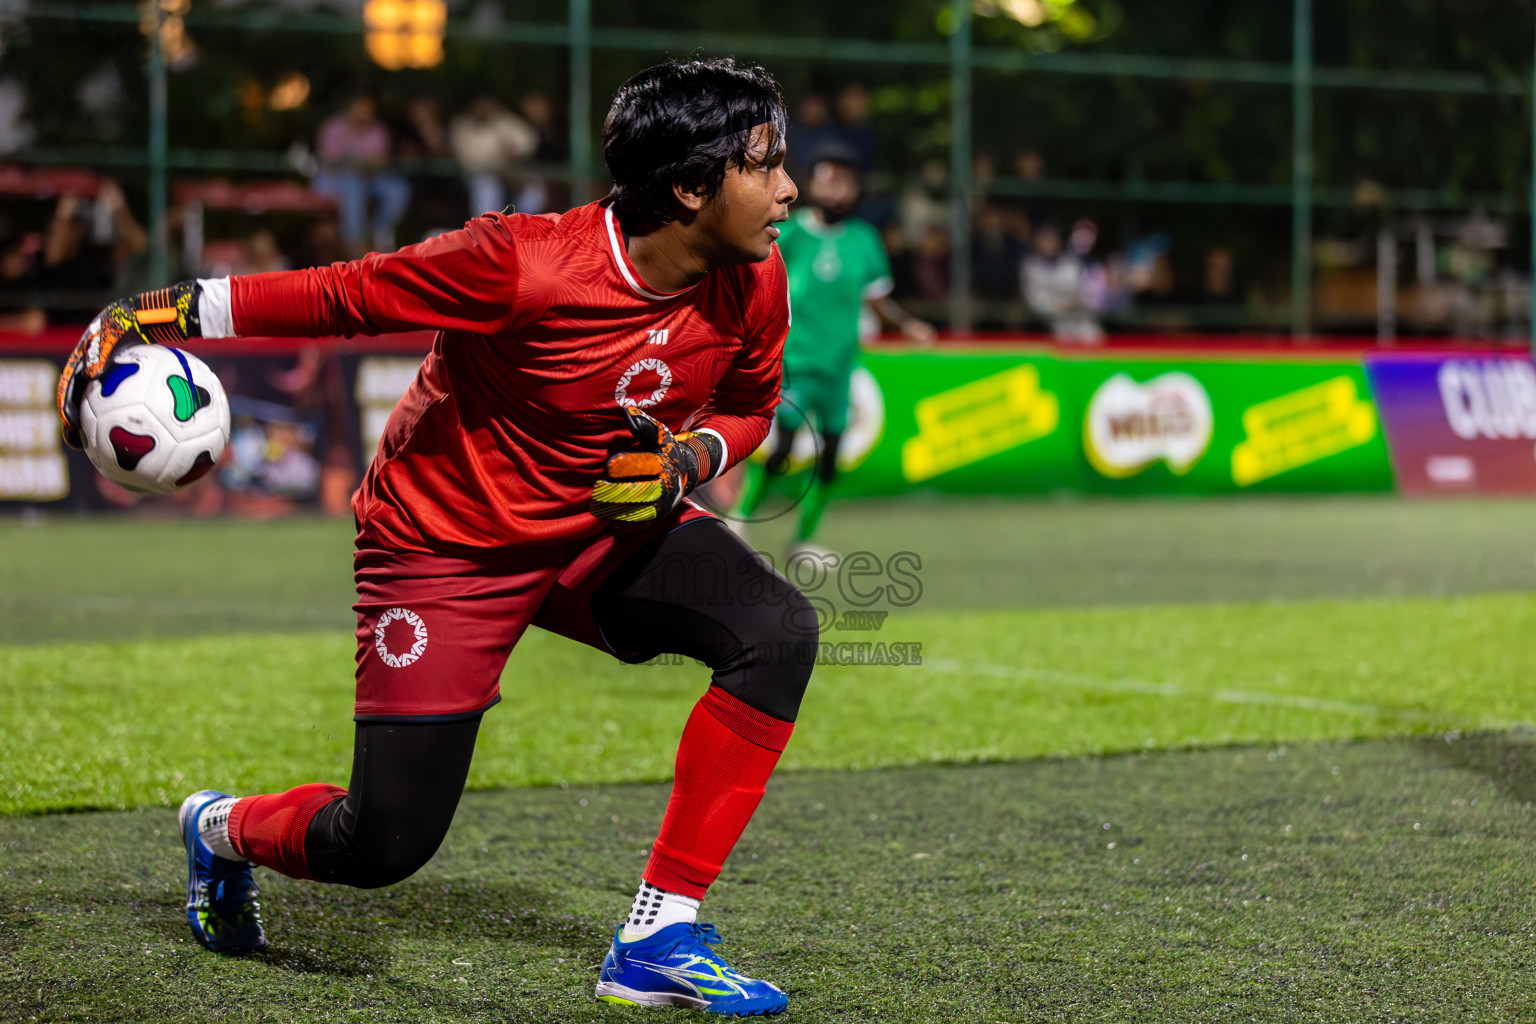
[177,790,266,953]
[595,921,787,1016]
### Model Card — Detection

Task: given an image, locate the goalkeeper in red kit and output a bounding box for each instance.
[56,58,814,1016]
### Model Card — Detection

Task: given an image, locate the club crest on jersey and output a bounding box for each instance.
[614,356,672,409]
[374,607,428,668]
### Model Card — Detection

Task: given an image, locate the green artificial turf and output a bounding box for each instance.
[5,735,1536,1022]
[4,495,1536,645]
[4,497,1536,1021]
[3,593,1534,815]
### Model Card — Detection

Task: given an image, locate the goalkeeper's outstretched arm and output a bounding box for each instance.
[223,215,520,340]
[56,215,523,446]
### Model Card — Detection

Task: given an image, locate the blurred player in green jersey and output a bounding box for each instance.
[734,143,934,553]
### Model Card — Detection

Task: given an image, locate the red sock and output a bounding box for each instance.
[228,783,346,882]
[643,687,795,900]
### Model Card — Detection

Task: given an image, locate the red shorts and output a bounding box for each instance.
[352,504,714,720]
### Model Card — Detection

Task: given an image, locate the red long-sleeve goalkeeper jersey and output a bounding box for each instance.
[227,201,789,553]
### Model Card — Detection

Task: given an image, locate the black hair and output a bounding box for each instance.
[603,57,787,227]
[808,140,862,173]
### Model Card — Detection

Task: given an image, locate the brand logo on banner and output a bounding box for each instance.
[1366,354,1536,494]
[1084,372,1212,478]
[1231,376,1378,487]
[1438,360,1536,441]
[901,363,1060,483]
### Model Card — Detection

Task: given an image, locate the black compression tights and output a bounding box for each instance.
[305,716,481,888]
[304,518,818,888]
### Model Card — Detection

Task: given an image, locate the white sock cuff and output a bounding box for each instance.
[623,880,699,938]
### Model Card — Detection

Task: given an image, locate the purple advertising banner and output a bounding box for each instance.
[1365,353,1536,495]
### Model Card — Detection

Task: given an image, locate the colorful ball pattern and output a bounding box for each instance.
[80,345,231,496]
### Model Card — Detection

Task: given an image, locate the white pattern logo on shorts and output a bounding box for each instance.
[374,607,428,668]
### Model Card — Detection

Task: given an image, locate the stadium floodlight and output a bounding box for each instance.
[972,0,1089,31]
[138,0,195,67]
[268,71,311,112]
[978,0,1048,27]
[363,0,447,71]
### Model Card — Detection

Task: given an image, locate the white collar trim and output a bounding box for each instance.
[604,205,698,302]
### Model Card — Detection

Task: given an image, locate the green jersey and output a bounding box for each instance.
[777,209,894,380]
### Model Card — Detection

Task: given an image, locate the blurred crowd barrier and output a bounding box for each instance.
[1,159,1528,343]
[1,0,1530,345]
[4,330,1535,513]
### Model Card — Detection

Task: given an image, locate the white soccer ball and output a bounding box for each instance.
[80,344,231,496]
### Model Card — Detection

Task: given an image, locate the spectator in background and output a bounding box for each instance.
[449,94,538,219]
[396,95,466,236]
[1014,148,1045,182]
[41,178,147,300]
[520,91,568,163]
[1195,246,1236,305]
[971,152,998,196]
[787,93,840,180]
[398,95,448,160]
[971,204,1027,301]
[244,229,290,275]
[0,78,35,156]
[913,223,951,302]
[1022,221,1101,344]
[514,91,567,214]
[1011,147,1050,232]
[882,221,918,298]
[899,158,949,247]
[1071,217,1129,321]
[1126,234,1177,310]
[296,215,347,269]
[834,83,881,173]
[314,93,411,256]
[1001,205,1032,249]
[1159,245,1242,329]
[0,217,45,334]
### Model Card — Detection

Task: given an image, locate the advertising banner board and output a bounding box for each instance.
[0,358,70,502]
[835,350,1395,497]
[1366,353,1536,495]
[17,334,1534,509]
[1069,357,1391,496]
[833,352,1078,497]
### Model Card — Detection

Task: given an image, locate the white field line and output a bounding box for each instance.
[922,657,1442,723]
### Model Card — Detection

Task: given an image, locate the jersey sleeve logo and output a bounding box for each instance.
[614,357,673,409]
[374,607,429,668]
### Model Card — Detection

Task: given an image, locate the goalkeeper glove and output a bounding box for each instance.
[56,281,202,448]
[590,405,723,525]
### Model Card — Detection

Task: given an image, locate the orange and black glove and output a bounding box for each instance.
[55,281,202,448]
[590,405,723,525]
